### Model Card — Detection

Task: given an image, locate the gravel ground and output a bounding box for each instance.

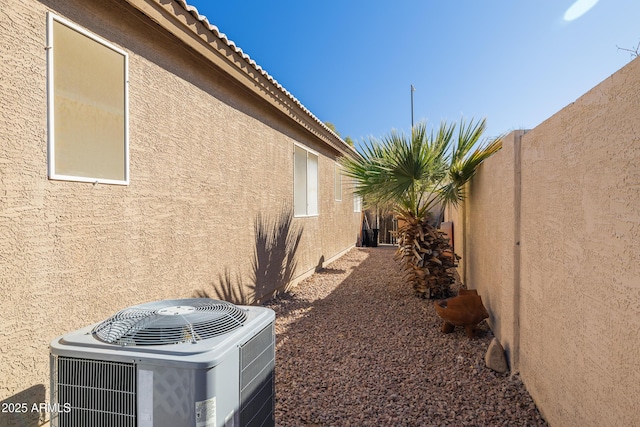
[264,246,547,427]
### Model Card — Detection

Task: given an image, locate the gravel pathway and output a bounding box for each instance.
[264,246,547,426]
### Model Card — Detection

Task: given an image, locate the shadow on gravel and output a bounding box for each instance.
[314,267,346,275]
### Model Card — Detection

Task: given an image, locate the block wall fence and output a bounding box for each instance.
[447,57,640,426]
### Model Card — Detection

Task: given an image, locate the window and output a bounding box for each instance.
[354,194,362,213]
[334,164,342,201]
[47,13,129,184]
[294,144,318,217]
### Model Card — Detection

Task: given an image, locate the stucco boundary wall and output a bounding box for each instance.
[446,56,640,427]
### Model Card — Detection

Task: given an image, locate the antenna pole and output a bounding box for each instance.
[411,85,415,130]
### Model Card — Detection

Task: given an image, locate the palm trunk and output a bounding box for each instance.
[395,212,460,299]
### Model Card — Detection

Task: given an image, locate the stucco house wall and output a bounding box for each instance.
[0,0,360,420]
[447,57,640,426]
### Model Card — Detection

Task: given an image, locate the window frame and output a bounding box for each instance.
[293,143,319,217]
[334,163,342,202]
[46,12,130,185]
[353,194,362,213]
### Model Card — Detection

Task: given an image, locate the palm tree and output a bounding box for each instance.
[341,118,502,298]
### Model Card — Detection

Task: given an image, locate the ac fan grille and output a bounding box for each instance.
[92,299,248,346]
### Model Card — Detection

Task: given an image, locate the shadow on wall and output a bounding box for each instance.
[194,207,303,305]
[0,384,46,427]
[194,268,251,304]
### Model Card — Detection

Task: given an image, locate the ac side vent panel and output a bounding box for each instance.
[239,323,275,427]
[52,356,136,427]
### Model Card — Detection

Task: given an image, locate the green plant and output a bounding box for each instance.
[341,118,502,298]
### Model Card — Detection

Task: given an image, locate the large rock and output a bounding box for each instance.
[485,337,509,373]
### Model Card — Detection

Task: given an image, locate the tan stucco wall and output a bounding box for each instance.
[448,57,640,426]
[447,131,524,367]
[0,0,360,420]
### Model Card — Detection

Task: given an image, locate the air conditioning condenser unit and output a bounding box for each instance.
[49,298,276,427]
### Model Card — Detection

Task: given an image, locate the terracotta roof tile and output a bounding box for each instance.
[174,0,356,154]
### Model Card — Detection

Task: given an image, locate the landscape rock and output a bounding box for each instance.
[485,337,509,373]
[265,247,544,426]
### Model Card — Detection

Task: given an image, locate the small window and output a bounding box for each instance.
[334,164,342,201]
[353,194,362,213]
[47,13,129,184]
[294,144,318,217]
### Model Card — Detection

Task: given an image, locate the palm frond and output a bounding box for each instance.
[341,118,502,217]
[451,117,486,165]
[441,132,504,207]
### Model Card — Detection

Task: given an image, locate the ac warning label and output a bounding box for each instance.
[195,397,216,427]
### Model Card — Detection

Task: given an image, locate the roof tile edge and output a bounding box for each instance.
[154,0,358,157]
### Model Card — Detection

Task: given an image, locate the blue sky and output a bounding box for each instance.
[186,0,640,148]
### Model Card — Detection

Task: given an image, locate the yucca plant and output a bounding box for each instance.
[341,118,502,298]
